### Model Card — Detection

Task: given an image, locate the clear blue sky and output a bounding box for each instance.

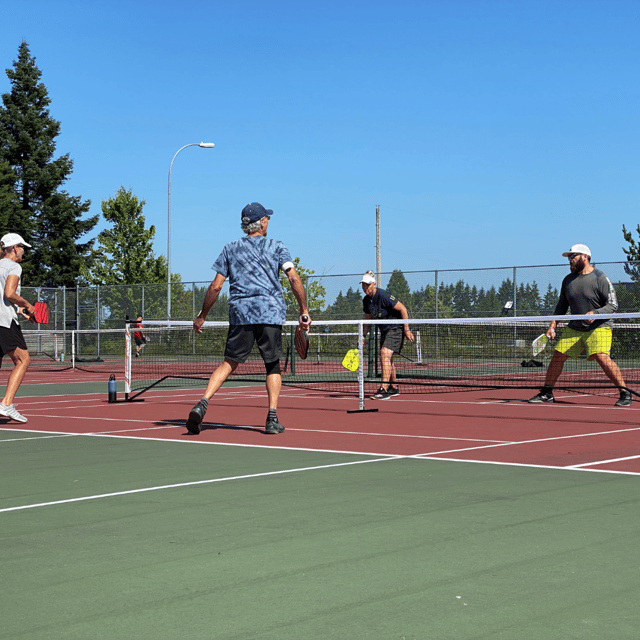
[2,0,639,285]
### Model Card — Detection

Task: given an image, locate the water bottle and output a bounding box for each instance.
[108,374,117,403]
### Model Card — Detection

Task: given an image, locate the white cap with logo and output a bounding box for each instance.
[0,233,31,249]
[562,244,591,258]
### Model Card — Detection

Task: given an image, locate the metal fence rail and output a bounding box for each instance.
[20,260,640,331]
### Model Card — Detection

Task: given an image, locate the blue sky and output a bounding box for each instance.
[2,0,639,286]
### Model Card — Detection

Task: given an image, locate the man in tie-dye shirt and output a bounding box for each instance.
[186,202,311,435]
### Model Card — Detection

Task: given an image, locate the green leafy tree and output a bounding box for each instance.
[621,224,640,308]
[0,41,97,285]
[80,186,175,323]
[279,257,326,319]
[84,187,166,285]
[622,223,640,279]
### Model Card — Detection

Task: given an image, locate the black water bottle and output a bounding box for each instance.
[108,374,117,403]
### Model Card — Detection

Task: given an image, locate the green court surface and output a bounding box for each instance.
[2,429,639,640]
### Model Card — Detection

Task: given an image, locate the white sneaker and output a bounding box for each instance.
[0,403,28,423]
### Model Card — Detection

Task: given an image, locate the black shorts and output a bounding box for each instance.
[0,321,28,357]
[225,324,282,364]
[380,324,404,355]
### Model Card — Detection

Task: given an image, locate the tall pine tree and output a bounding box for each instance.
[0,41,97,286]
[0,160,19,231]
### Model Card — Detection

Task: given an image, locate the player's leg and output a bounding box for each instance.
[374,326,403,399]
[186,325,250,434]
[0,351,30,423]
[529,328,580,403]
[586,327,631,406]
[256,325,285,434]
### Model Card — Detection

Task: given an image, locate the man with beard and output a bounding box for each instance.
[529,244,631,406]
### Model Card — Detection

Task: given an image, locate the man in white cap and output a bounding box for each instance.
[0,233,36,423]
[360,270,414,400]
[529,244,631,406]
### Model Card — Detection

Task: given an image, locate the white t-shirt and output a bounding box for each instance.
[0,258,22,328]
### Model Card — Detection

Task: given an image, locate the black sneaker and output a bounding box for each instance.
[265,418,284,434]
[186,400,207,434]
[615,390,632,407]
[372,387,393,400]
[528,389,555,403]
[388,385,400,397]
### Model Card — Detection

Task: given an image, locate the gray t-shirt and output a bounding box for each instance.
[212,236,293,325]
[0,258,22,328]
[554,268,618,331]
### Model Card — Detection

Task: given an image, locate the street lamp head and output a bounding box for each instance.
[199,142,215,148]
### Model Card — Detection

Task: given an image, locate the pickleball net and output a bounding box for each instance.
[125,314,640,408]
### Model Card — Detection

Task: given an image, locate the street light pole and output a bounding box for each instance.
[167,142,215,319]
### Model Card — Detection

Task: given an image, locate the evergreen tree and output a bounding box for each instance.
[324,286,361,319]
[386,269,411,305]
[541,284,559,314]
[475,285,501,315]
[0,160,19,231]
[0,41,97,286]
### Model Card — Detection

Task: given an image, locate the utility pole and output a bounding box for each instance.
[375,205,381,283]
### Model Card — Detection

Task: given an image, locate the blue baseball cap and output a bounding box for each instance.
[241,202,273,224]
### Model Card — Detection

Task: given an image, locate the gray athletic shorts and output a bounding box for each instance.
[380,324,404,354]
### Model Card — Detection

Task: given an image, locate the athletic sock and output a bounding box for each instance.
[200,397,209,410]
[267,409,277,422]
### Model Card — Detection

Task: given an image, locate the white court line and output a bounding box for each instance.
[411,424,640,457]
[0,455,406,514]
[1,414,508,445]
[407,455,640,476]
[569,454,640,468]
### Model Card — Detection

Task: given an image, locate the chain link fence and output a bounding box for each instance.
[21,261,640,330]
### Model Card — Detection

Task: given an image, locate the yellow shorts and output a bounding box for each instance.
[555,326,612,360]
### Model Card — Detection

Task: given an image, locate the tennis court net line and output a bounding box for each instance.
[125,314,640,409]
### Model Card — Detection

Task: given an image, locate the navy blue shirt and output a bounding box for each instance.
[362,288,402,334]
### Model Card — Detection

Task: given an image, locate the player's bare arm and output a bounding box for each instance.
[4,274,35,319]
[394,300,414,342]
[194,273,226,334]
[285,266,311,330]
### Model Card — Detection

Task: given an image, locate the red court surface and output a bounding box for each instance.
[5,384,640,475]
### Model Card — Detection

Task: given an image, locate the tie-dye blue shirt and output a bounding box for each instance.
[212,236,293,325]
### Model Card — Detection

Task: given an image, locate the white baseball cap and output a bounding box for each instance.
[0,233,31,248]
[562,244,591,258]
[360,272,376,284]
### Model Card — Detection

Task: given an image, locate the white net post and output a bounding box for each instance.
[124,323,132,397]
[357,321,365,411]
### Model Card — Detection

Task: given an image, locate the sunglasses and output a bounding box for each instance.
[567,253,581,259]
